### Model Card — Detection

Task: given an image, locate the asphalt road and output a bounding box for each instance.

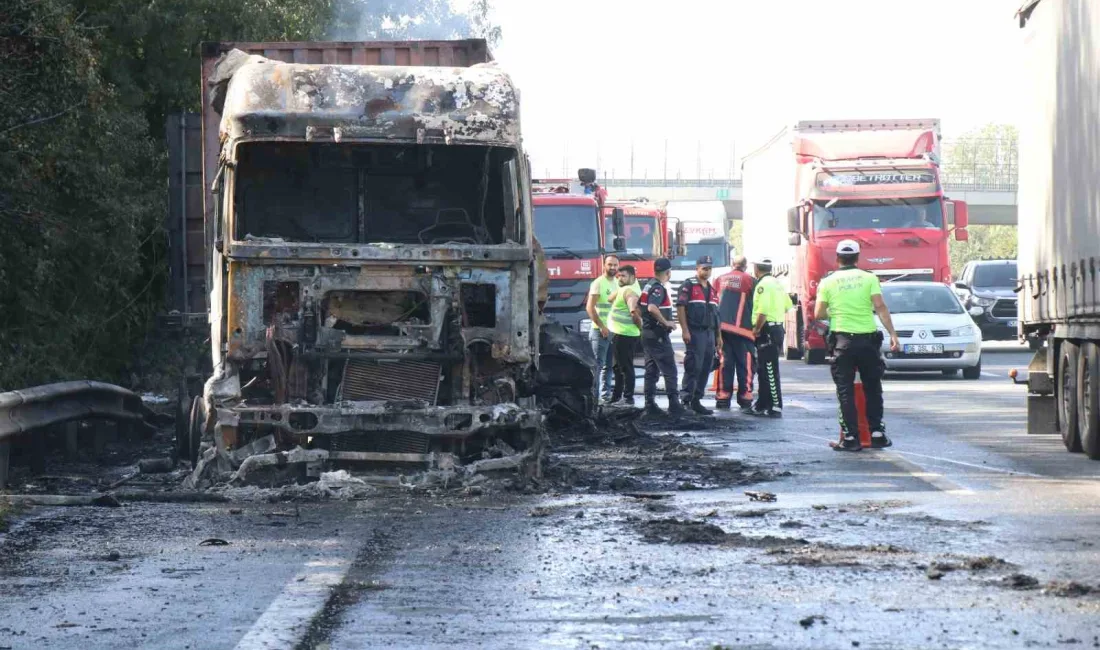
[2,343,1099,649]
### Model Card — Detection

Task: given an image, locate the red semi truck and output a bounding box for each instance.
[531,170,624,331]
[603,198,677,283]
[741,119,971,364]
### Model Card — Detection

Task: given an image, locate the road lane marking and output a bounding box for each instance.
[234,551,352,650]
[981,371,1002,378]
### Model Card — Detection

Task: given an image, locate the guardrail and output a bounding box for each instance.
[0,381,150,487]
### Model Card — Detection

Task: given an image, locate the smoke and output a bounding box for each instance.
[326,0,500,45]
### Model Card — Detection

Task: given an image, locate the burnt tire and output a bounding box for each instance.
[1077,342,1100,460]
[1059,341,1083,453]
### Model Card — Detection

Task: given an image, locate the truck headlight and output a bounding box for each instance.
[951,324,976,337]
[579,319,593,334]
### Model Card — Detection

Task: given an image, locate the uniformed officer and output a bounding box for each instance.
[639,258,686,417]
[677,255,720,415]
[713,255,756,412]
[751,257,792,417]
[814,240,901,451]
[607,265,643,405]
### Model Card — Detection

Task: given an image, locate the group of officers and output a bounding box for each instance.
[582,239,901,452]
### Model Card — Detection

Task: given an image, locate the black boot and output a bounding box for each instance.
[644,401,665,417]
[667,397,687,417]
[715,399,731,410]
[690,399,713,415]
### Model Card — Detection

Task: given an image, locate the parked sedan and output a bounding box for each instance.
[876,281,984,379]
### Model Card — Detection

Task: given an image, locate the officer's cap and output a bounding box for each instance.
[696,255,713,268]
[756,257,774,267]
[837,239,861,255]
[654,258,672,273]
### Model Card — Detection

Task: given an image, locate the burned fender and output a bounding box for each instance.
[535,322,596,423]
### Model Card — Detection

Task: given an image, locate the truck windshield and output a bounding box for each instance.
[813,197,944,231]
[973,263,1017,288]
[234,142,519,245]
[675,239,729,268]
[605,216,660,257]
[533,205,600,256]
[881,284,964,314]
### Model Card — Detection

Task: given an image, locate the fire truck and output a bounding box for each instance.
[602,197,680,283]
[532,169,624,331]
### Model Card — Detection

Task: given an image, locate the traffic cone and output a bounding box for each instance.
[849,379,872,448]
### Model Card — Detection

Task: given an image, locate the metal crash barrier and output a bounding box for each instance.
[0,381,149,488]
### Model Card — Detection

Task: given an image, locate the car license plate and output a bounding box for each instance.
[1008,320,1018,328]
[904,344,943,355]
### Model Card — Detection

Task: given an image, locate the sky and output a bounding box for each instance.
[490,0,1023,179]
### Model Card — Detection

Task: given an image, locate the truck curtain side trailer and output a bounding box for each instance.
[741,119,971,363]
[1016,0,1100,459]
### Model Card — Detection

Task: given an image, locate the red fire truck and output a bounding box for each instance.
[602,197,677,283]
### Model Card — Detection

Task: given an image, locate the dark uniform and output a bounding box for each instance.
[640,277,679,408]
[677,274,719,404]
[713,269,756,410]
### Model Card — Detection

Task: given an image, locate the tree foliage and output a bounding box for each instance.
[949,225,1017,275]
[0,0,499,390]
[942,123,1018,188]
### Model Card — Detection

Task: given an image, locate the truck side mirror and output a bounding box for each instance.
[666,229,674,256]
[674,221,687,257]
[611,208,625,238]
[788,232,802,246]
[613,236,626,252]
[955,228,969,242]
[787,206,801,234]
[953,200,970,229]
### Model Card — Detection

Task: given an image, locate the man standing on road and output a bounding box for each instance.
[639,258,686,417]
[814,240,901,451]
[713,255,756,413]
[607,265,643,405]
[585,254,619,401]
[677,256,720,415]
[751,257,792,417]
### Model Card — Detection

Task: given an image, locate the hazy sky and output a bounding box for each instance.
[491,0,1023,178]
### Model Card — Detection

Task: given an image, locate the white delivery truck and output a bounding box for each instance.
[665,201,732,300]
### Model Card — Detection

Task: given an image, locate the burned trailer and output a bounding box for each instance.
[185,41,550,466]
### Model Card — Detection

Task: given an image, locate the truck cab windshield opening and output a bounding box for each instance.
[234,142,521,245]
[675,238,729,268]
[813,197,944,232]
[533,205,600,257]
[605,216,660,257]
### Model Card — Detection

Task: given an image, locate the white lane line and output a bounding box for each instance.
[981,371,1003,378]
[783,431,1044,478]
[234,552,352,650]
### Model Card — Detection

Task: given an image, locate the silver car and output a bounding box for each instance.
[876,282,984,379]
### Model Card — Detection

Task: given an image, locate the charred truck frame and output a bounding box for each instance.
[185,41,557,466]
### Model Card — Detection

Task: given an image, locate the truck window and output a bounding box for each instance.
[972,263,1017,288]
[604,216,659,256]
[533,205,601,256]
[234,142,517,245]
[675,238,729,268]
[813,197,944,231]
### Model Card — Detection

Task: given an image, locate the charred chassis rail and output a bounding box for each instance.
[0,381,151,488]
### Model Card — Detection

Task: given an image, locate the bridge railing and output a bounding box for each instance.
[597,178,1018,193]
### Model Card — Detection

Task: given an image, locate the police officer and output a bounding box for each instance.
[639,258,686,417]
[751,257,792,417]
[677,255,720,415]
[713,255,756,412]
[814,240,901,451]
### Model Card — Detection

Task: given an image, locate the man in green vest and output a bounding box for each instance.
[814,239,901,452]
[585,254,619,401]
[751,257,793,417]
[607,265,643,405]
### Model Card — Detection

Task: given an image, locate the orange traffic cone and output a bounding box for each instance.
[853,380,873,448]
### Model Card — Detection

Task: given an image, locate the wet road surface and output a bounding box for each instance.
[2,344,1099,649]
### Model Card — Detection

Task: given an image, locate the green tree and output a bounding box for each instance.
[942,123,1018,188]
[949,225,1017,275]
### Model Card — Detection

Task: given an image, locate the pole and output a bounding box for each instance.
[663,139,668,181]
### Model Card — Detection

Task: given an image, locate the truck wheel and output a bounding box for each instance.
[1077,342,1100,460]
[1058,341,1083,452]
[804,348,827,365]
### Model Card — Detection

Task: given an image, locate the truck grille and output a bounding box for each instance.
[991,299,1017,319]
[339,359,441,405]
[325,430,430,454]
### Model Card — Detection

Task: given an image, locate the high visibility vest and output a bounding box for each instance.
[590,275,617,324]
[608,282,641,336]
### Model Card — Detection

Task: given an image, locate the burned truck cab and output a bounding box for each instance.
[195,44,542,463]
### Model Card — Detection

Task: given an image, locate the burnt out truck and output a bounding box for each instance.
[178,40,590,470]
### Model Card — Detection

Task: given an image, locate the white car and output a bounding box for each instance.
[875,281,984,379]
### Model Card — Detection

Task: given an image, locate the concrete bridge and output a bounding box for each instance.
[599,179,1018,226]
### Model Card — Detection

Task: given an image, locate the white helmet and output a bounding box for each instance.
[836,239,860,255]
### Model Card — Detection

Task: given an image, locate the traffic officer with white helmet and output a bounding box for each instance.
[814,239,900,451]
[751,256,792,417]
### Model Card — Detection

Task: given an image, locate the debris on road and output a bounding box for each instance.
[137,458,175,474]
[1002,573,1040,590]
[799,615,827,628]
[198,538,230,547]
[1041,581,1094,597]
[639,518,807,548]
[746,490,777,502]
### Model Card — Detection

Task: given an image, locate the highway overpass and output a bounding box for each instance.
[599,179,1018,225]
